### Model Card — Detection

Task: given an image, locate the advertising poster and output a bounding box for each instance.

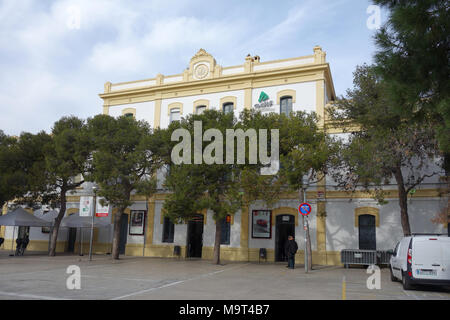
[79,196,93,217]
[252,210,272,238]
[96,197,109,217]
[129,210,146,235]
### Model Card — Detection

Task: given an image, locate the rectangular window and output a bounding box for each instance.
[220,215,231,245]
[162,216,175,243]
[280,97,292,116]
[223,103,234,114]
[196,105,206,115]
[170,108,180,123]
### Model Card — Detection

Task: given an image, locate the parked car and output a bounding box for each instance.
[389,235,450,290]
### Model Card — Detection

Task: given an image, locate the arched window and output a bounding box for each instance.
[122,107,136,118]
[196,105,207,115]
[223,102,234,114]
[170,108,180,123]
[280,96,293,116]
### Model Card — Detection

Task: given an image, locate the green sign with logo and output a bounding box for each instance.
[258,91,269,103]
[255,91,274,110]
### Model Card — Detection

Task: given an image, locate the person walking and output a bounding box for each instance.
[285,235,298,269]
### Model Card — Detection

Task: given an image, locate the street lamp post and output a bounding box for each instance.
[89,186,97,261]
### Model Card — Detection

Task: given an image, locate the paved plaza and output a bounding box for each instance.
[0,251,449,300]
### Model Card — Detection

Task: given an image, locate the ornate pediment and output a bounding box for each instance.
[190,48,214,62]
[189,49,217,81]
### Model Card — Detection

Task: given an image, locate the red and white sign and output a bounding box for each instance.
[95,197,109,217]
[317,191,325,200]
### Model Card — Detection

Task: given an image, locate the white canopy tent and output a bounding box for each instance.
[60,211,111,257]
[0,207,52,227]
[60,212,111,228]
[33,209,59,224]
[0,207,52,254]
[34,209,111,228]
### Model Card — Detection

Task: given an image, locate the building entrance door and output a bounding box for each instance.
[67,227,77,253]
[65,212,77,253]
[186,214,204,258]
[119,213,129,255]
[17,226,30,240]
[275,214,295,262]
[359,214,376,250]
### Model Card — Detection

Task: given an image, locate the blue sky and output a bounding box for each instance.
[0,0,387,135]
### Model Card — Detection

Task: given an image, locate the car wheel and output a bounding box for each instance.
[402,272,413,290]
[390,267,397,282]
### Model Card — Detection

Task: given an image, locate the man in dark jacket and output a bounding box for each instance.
[285,235,298,269]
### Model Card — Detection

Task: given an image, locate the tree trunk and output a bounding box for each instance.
[393,166,412,236]
[111,208,124,260]
[49,189,67,256]
[212,219,222,265]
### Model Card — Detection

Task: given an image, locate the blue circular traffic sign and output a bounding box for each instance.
[298,203,312,216]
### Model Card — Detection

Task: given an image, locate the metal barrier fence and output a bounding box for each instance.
[341,249,393,267]
[376,250,393,265]
[341,249,377,267]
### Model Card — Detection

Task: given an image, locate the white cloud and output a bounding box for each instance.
[0,0,375,135]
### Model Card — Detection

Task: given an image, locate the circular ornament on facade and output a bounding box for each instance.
[194,64,209,79]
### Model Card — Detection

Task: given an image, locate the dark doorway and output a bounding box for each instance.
[67,228,77,253]
[275,214,295,262]
[186,214,204,258]
[359,214,376,250]
[17,226,30,240]
[119,213,129,255]
[16,226,30,256]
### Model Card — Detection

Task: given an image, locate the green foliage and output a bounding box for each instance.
[373,0,450,153]
[0,130,52,208]
[45,116,91,192]
[163,110,242,222]
[328,64,441,234]
[163,108,336,223]
[239,109,337,198]
[279,113,337,191]
[163,108,336,220]
[86,114,161,210]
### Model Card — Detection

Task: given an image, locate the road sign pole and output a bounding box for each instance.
[303,188,308,273]
[299,195,312,273]
[89,189,97,261]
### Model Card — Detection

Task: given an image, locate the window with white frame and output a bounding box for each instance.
[222,103,234,114]
[196,105,206,115]
[170,108,181,123]
[280,96,293,116]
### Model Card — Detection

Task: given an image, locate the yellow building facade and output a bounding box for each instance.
[1,48,446,265]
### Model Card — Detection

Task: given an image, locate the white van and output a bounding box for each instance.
[390,235,450,290]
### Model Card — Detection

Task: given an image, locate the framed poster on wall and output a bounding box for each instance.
[41,226,51,233]
[252,210,272,239]
[129,210,146,235]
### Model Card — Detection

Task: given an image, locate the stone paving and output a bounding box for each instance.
[0,251,449,300]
